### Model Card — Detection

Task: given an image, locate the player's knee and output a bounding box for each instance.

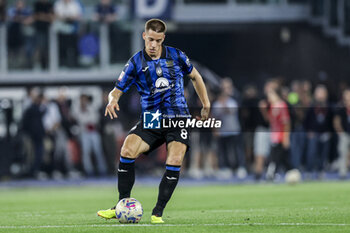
[121,146,137,159]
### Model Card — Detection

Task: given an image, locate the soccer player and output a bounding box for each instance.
[97,19,210,223]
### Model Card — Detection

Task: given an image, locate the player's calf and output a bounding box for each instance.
[152,164,181,218]
[118,156,136,200]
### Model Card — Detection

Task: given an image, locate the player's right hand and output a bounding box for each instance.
[105,100,120,119]
[200,106,210,121]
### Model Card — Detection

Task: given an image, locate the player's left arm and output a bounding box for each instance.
[188,67,211,120]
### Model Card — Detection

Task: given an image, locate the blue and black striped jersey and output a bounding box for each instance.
[115,45,193,118]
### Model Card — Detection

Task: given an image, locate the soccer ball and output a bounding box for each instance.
[115,198,143,223]
[285,169,302,185]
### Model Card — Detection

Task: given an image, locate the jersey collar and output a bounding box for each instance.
[143,45,167,61]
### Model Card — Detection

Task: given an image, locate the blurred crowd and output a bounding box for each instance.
[3,87,123,180]
[1,76,350,181]
[4,0,119,69]
[187,77,350,181]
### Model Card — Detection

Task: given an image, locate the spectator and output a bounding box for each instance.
[23,87,39,110]
[333,88,350,179]
[56,87,82,177]
[254,79,279,180]
[73,94,107,176]
[0,0,6,23]
[43,96,76,179]
[100,90,119,175]
[241,85,259,165]
[188,89,217,179]
[213,78,246,179]
[22,91,46,178]
[300,80,313,107]
[93,0,118,65]
[54,0,82,67]
[288,81,307,170]
[7,0,34,68]
[263,86,291,180]
[94,0,116,23]
[253,98,270,180]
[304,85,333,178]
[33,0,54,69]
[56,87,76,139]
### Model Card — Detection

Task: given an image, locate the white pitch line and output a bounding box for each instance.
[208,209,267,213]
[0,223,350,229]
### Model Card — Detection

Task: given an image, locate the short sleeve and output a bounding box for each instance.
[177,49,193,75]
[115,59,136,93]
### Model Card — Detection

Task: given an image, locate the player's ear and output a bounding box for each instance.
[142,32,146,40]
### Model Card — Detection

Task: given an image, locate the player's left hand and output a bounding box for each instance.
[200,106,210,121]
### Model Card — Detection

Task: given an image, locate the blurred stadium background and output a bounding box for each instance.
[0,0,350,183]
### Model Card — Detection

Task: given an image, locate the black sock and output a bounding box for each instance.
[152,165,180,217]
[118,156,135,201]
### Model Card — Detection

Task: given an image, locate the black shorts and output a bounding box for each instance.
[128,121,191,154]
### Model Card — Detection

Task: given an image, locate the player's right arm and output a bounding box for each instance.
[188,67,211,120]
[105,58,137,119]
[105,88,123,119]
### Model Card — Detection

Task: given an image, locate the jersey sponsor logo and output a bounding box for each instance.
[118,71,125,81]
[152,77,174,94]
[152,85,173,94]
[155,77,169,88]
[143,109,161,129]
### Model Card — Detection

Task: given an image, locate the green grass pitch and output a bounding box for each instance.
[1,181,350,233]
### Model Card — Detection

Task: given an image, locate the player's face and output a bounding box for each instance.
[143,29,165,58]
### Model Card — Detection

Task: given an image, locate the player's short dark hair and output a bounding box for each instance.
[145,18,167,33]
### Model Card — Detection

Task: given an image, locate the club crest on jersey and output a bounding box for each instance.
[152,77,173,95]
[156,66,163,76]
